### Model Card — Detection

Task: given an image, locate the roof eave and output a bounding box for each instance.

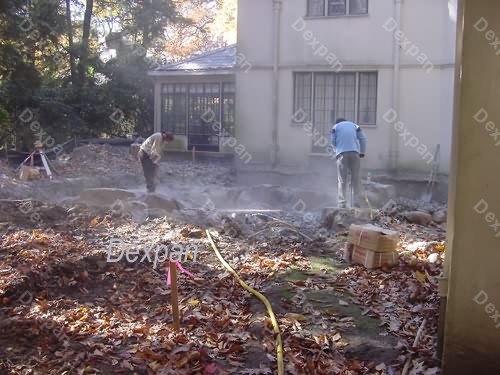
[148,68,236,77]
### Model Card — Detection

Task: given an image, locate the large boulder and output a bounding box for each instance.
[142,193,183,212]
[364,181,397,208]
[402,211,433,226]
[147,208,170,219]
[79,188,136,207]
[322,207,377,230]
[111,200,148,222]
[432,209,447,224]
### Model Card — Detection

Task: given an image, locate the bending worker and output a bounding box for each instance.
[331,118,368,208]
[138,132,174,193]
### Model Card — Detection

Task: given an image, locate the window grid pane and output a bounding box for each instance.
[161,83,187,135]
[312,73,336,152]
[293,73,313,122]
[349,0,368,15]
[222,83,236,136]
[328,0,346,16]
[358,72,377,125]
[308,0,325,16]
[188,83,220,149]
[335,73,356,122]
[293,71,378,153]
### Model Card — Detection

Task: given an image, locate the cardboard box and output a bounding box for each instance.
[350,244,399,269]
[19,166,40,181]
[348,224,398,252]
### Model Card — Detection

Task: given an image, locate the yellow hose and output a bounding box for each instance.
[206,230,284,375]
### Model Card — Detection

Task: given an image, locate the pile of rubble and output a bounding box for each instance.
[0,159,15,179]
[0,169,34,201]
[53,144,138,178]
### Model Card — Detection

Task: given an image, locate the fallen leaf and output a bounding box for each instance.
[284,313,307,321]
[415,270,427,283]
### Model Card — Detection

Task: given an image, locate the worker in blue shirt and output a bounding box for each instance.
[331,118,368,208]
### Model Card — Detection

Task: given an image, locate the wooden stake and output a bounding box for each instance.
[413,318,427,348]
[192,146,196,162]
[169,261,180,330]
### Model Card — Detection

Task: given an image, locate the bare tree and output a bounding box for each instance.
[65,0,77,86]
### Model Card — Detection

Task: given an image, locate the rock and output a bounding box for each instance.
[321,207,377,230]
[395,198,441,214]
[222,218,242,237]
[79,188,136,207]
[180,227,205,238]
[432,209,447,224]
[278,228,300,240]
[405,241,428,252]
[363,181,397,208]
[39,204,68,222]
[147,208,169,219]
[125,200,148,211]
[116,201,148,223]
[142,193,183,212]
[402,211,433,226]
[428,253,440,263]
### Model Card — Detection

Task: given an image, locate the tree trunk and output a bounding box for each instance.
[65,0,77,86]
[141,0,151,49]
[78,0,94,87]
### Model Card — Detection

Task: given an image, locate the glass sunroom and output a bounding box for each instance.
[149,46,236,152]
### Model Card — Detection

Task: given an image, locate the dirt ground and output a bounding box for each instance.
[0,145,446,374]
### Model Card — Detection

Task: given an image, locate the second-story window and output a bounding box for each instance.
[308,0,325,16]
[308,0,368,17]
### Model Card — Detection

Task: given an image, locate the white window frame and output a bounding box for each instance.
[292,71,378,127]
[306,0,369,18]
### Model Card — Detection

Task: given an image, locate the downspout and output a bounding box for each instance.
[390,0,402,172]
[271,0,282,168]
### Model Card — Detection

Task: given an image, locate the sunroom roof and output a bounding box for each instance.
[151,45,237,74]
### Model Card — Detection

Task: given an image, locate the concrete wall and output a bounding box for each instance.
[442,0,500,373]
[236,0,456,173]
[235,69,275,164]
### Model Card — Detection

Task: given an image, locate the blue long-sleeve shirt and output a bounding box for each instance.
[331,121,367,157]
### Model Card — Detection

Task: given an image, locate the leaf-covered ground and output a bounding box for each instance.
[0,146,446,374]
[0,209,445,374]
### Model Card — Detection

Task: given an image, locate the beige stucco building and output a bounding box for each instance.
[150,0,456,173]
[236,0,456,172]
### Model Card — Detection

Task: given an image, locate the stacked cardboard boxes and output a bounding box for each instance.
[344,224,399,269]
[19,165,41,181]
